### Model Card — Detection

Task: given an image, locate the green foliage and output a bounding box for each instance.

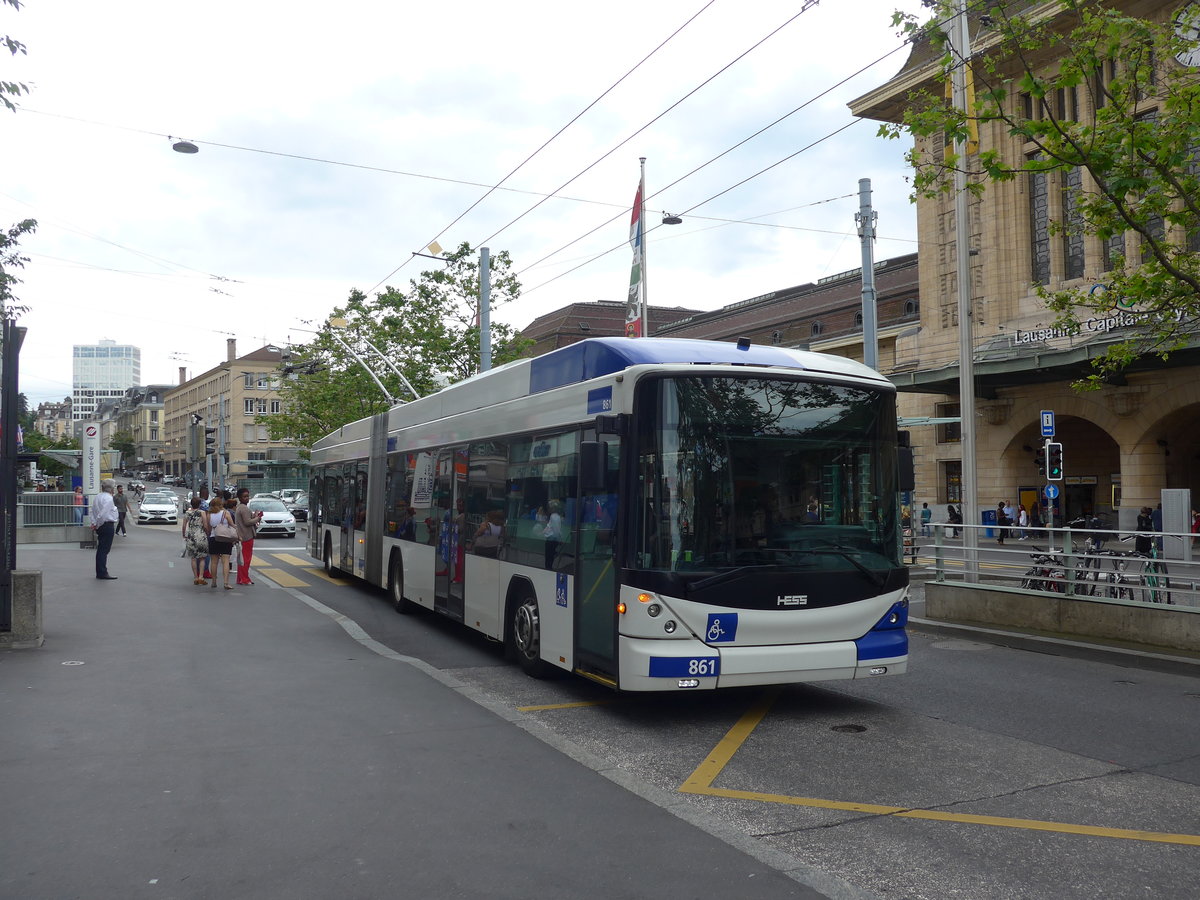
[0,218,36,318]
[2,0,30,113]
[884,2,1200,386]
[22,430,79,476]
[263,243,532,448]
[110,430,137,466]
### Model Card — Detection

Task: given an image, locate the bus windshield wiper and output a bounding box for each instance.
[808,546,887,587]
[686,565,775,593]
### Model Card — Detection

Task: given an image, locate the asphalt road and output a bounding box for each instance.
[41,518,1200,899]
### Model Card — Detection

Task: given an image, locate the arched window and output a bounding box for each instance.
[904,299,919,316]
[810,322,823,338]
[771,330,782,345]
[854,312,864,326]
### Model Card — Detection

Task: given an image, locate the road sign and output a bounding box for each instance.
[1044,484,1060,499]
[1040,410,1055,437]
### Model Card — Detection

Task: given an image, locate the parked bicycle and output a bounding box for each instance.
[1119,534,1173,604]
[1020,545,1068,593]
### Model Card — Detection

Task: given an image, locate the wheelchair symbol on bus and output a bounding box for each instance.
[705,613,737,643]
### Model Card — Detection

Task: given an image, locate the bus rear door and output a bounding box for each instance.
[433,446,467,621]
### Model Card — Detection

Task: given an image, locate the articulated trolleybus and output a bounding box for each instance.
[308,337,912,691]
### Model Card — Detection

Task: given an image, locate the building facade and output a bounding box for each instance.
[850,1,1200,530]
[72,340,140,430]
[162,340,299,485]
[519,301,705,355]
[33,399,72,441]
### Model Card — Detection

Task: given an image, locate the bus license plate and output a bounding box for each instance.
[648,657,720,678]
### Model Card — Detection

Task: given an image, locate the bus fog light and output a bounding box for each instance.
[888,612,899,624]
[869,666,887,676]
[647,603,662,617]
[663,620,677,634]
[678,678,700,688]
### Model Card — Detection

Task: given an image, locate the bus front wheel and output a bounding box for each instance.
[510,594,549,678]
[323,535,343,578]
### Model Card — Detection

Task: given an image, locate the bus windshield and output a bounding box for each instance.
[633,375,901,575]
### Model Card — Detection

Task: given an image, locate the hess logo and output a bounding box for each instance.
[777,594,808,607]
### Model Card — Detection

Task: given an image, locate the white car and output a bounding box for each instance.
[277,489,306,504]
[247,498,296,538]
[138,492,178,525]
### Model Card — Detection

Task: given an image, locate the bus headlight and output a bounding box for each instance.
[663,620,677,634]
[647,603,662,617]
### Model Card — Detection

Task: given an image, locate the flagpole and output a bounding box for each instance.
[639,157,648,337]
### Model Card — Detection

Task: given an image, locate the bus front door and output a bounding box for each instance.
[433,446,467,621]
[575,439,620,678]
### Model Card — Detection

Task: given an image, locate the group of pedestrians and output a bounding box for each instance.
[180,487,263,590]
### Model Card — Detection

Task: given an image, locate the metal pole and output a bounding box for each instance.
[0,320,25,632]
[947,0,979,578]
[328,330,396,406]
[479,246,492,372]
[857,177,879,371]
[639,157,649,336]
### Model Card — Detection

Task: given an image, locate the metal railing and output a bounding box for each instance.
[16,491,88,527]
[920,522,1200,610]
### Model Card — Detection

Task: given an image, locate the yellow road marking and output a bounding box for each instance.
[298,566,349,585]
[269,553,314,566]
[678,689,1200,846]
[518,700,616,711]
[257,567,309,588]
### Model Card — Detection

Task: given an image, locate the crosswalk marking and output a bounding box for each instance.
[254,553,350,588]
[256,567,309,588]
[269,553,313,566]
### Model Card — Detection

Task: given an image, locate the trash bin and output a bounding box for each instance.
[982,508,996,538]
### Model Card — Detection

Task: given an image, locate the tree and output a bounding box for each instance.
[263,243,531,449]
[885,2,1200,386]
[110,430,136,468]
[1,0,30,113]
[0,218,36,318]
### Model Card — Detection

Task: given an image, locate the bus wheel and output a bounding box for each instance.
[389,552,413,614]
[323,535,342,578]
[510,594,549,678]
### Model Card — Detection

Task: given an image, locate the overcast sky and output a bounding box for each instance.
[4,0,928,406]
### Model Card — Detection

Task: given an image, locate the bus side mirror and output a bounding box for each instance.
[897,446,915,493]
[580,441,607,492]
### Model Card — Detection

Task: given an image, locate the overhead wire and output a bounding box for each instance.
[465,2,823,261]
[513,32,915,292]
[367,0,720,294]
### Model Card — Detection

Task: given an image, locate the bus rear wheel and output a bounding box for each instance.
[510,594,549,678]
[323,535,343,578]
[389,552,413,614]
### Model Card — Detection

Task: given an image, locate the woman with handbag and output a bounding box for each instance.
[207,497,240,590]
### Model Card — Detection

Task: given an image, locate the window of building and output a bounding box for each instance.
[903,299,919,316]
[256,399,268,415]
[247,452,267,461]
[258,425,270,442]
[936,401,961,444]
[270,400,282,414]
[810,322,822,338]
[150,428,158,441]
[243,424,257,442]
[1029,157,1051,285]
[1062,166,1085,280]
[854,312,863,326]
[244,399,255,416]
[941,460,963,504]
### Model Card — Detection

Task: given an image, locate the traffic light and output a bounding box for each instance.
[1047,441,1064,481]
[1034,443,1047,477]
[204,427,218,456]
[188,423,202,461]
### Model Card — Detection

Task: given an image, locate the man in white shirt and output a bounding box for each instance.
[90,478,120,580]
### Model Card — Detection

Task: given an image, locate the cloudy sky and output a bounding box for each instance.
[4,0,928,406]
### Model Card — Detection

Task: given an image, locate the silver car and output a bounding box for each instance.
[138,492,178,525]
[247,498,296,538]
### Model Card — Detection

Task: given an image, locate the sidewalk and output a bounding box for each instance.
[0,533,846,900]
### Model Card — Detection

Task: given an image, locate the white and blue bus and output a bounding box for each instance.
[307,337,912,691]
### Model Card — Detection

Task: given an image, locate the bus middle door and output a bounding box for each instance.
[433,446,467,621]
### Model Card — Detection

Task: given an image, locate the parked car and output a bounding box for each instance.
[248,498,295,538]
[251,492,280,501]
[277,489,306,504]
[138,492,179,525]
[285,492,308,522]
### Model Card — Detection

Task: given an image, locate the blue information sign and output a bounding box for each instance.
[1044,484,1060,500]
[1041,410,1055,437]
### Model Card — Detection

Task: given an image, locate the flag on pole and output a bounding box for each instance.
[625,177,644,338]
